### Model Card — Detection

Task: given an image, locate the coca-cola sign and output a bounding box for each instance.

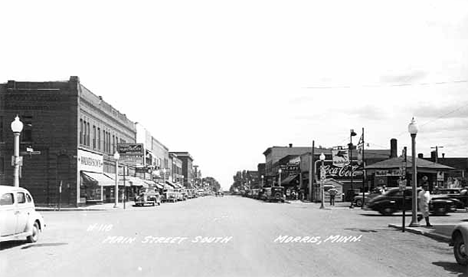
[316,162,363,179]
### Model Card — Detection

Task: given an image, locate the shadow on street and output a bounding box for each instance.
[433,261,468,277]
[21,242,68,249]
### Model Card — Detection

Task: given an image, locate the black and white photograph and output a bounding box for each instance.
[1,0,468,276]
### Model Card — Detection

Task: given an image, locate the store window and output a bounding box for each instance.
[80,119,83,145]
[83,120,87,146]
[0,116,3,142]
[87,122,90,146]
[93,126,96,149]
[97,127,101,150]
[21,116,33,143]
[0,157,4,175]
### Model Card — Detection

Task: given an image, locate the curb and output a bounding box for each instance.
[388,224,451,243]
[36,208,108,212]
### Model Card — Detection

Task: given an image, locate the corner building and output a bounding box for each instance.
[0,76,136,207]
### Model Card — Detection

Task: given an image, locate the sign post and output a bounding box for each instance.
[400,147,407,232]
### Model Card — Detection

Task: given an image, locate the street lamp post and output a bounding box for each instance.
[163,168,166,184]
[319,153,326,209]
[261,175,264,188]
[11,116,23,187]
[408,117,420,227]
[278,168,282,187]
[113,151,120,208]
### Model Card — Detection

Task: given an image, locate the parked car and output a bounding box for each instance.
[367,187,457,216]
[134,188,161,206]
[433,188,468,209]
[450,222,468,265]
[162,188,177,203]
[262,187,285,203]
[0,185,45,243]
[352,188,385,207]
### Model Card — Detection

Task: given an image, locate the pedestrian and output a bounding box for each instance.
[418,180,433,227]
[328,187,338,206]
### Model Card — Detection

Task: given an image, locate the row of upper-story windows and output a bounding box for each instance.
[79,118,128,154]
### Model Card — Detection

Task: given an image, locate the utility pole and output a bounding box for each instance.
[431,146,444,163]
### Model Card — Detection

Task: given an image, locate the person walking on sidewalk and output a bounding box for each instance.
[418,180,433,227]
[328,187,338,206]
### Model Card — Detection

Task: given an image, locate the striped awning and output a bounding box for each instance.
[81,171,115,187]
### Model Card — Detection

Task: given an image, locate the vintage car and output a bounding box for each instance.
[261,187,285,203]
[450,222,468,265]
[352,188,385,207]
[433,188,468,209]
[0,185,45,243]
[134,188,161,206]
[366,187,458,216]
[162,188,178,203]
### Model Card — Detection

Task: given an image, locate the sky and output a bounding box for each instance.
[1,0,468,190]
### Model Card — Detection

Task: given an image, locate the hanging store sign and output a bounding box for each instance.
[118,143,144,155]
[332,149,349,168]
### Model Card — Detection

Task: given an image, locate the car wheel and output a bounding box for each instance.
[380,207,394,216]
[454,234,468,265]
[355,199,363,207]
[27,221,40,243]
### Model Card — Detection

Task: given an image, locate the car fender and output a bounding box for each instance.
[451,222,468,255]
[26,211,45,232]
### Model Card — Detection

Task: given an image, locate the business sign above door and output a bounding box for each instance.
[78,149,103,173]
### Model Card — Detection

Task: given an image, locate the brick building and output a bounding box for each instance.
[0,76,137,207]
[169,152,194,188]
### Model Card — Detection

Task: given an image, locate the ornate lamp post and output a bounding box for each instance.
[113,151,120,208]
[319,153,326,209]
[11,116,24,187]
[408,117,420,227]
[278,168,282,187]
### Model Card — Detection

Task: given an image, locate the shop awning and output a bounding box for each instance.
[82,171,115,187]
[281,174,299,186]
[126,176,148,187]
[165,180,177,189]
[144,180,164,189]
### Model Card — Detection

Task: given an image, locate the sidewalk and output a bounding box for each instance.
[388,223,454,243]
[36,202,141,212]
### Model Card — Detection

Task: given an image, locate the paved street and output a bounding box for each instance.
[1,196,468,277]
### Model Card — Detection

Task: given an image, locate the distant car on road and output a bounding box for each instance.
[0,185,45,243]
[262,187,285,203]
[450,222,468,265]
[367,187,457,216]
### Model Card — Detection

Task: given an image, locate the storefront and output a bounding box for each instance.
[78,149,109,204]
[366,156,455,192]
